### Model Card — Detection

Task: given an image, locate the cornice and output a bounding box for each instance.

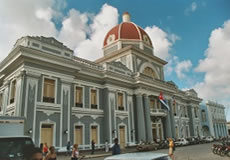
[95,45,167,65]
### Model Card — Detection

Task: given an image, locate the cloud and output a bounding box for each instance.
[175,60,192,79]
[185,2,197,15]
[165,56,193,80]
[0,1,178,63]
[194,20,230,107]
[0,0,60,62]
[145,26,180,60]
[58,9,89,49]
[74,3,119,61]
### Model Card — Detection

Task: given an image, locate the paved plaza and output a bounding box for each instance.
[58,142,229,160]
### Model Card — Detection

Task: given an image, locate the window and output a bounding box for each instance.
[43,78,55,103]
[194,107,198,118]
[173,103,177,116]
[202,110,206,121]
[75,87,83,107]
[91,126,98,144]
[117,93,124,111]
[150,99,155,110]
[185,106,188,117]
[143,67,156,79]
[91,89,97,109]
[157,99,161,109]
[10,80,16,104]
[0,93,2,112]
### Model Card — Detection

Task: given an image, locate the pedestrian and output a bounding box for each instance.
[45,146,56,160]
[43,143,48,156]
[66,141,71,156]
[105,140,109,152]
[112,138,120,155]
[23,146,43,160]
[39,143,43,151]
[168,138,175,160]
[91,140,95,154]
[71,144,79,160]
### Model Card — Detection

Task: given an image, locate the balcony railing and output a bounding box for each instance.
[150,109,167,116]
[10,98,15,104]
[91,104,98,109]
[75,103,83,108]
[118,106,124,111]
[43,97,55,103]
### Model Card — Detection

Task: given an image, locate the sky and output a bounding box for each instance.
[0,0,230,121]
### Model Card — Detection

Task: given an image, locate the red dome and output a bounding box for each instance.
[103,22,152,47]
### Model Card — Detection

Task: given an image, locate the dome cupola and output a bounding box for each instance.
[103,12,153,55]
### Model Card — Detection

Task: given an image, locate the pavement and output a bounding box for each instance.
[58,147,138,159]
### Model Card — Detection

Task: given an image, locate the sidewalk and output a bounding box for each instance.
[58,147,138,159]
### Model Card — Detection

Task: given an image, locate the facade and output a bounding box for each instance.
[0,13,202,149]
[227,122,230,136]
[201,101,228,138]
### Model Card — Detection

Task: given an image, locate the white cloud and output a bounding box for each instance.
[194,20,230,109]
[185,2,197,15]
[0,1,177,63]
[175,60,192,79]
[145,26,180,60]
[191,2,197,11]
[74,4,119,61]
[58,9,89,49]
[0,0,59,62]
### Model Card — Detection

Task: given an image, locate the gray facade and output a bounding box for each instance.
[0,17,203,149]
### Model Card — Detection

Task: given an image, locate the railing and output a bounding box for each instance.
[150,109,167,116]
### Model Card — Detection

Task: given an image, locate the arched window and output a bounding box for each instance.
[143,67,156,78]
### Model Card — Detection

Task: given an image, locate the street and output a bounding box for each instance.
[58,142,229,160]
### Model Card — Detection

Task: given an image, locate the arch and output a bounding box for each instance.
[202,125,210,137]
[39,119,56,147]
[73,122,85,148]
[139,63,160,79]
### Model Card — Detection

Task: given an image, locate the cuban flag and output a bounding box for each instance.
[159,92,170,111]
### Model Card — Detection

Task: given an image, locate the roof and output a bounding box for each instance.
[103,22,152,47]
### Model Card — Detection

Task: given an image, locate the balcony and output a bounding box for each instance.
[150,109,167,117]
[118,106,124,111]
[75,103,83,108]
[91,104,98,109]
[43,97,55,103]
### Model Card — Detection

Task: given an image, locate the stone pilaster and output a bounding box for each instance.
[143,95,152,142]
[135,94,146,142]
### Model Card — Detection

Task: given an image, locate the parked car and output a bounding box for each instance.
[204,136,214,143]
[174,138,189,146]
[186,137,196,145]
[104,152,172,160]
[0,136,34,160]
[136,142,159,151]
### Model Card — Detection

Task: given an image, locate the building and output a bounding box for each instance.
[227,122,230,136]
[0,12,202,149]
[200,101,228,138]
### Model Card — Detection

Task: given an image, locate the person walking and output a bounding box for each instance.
[71,144,79,160]
[112,138,120,155]
[66,141,71,156]
[168,138,175,160]
[105,140,109,152]
[45,146,56,160]
[43,143,48,157]
[91,140,95,154]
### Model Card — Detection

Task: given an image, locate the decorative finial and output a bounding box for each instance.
[122,12,131,22]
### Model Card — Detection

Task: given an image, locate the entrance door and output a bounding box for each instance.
[152,124,157,141]
[91,126,98,144]
[159,124,162,140]
[41,124,53,147]
[75,126,83,145]
[119,126,125,149]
